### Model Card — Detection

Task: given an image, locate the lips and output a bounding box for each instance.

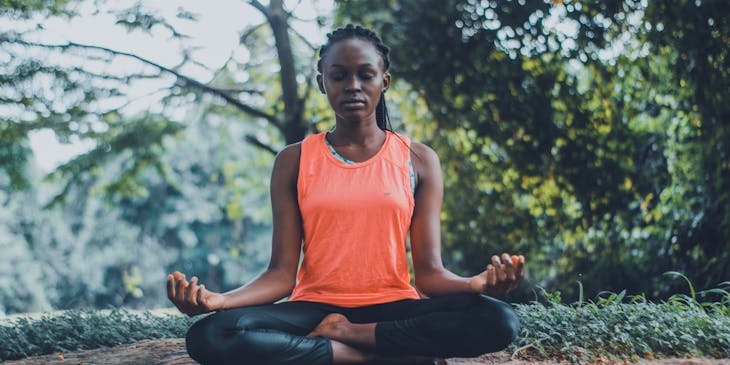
[341,99,366,107]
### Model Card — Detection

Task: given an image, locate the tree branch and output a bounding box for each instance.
[290,25,318,51]
[7,37,284,130]
[248,0,269,18]
[245,134,278,155]
[288,0,305,14]
[240,22,267,44]
[211,87,265,95]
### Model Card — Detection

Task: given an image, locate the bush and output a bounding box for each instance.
[511,276,730,362]
[0,309,193,361]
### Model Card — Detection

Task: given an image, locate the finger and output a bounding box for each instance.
[175,274,188,304]
[501,253,513,268]
[511,254,521,267]
[488,266,504,295]
[493,260,506,282]
[502,253,516,281]
[491,255,506,280]
[515,255,526,277]
[186,277,199,307]
[166,274,175,301]
[508,277,520,291]
[197,284,206,310]
[509,256,525,291]
[486,265,497,287]
[168,275,188,314]
[505,268,515,282]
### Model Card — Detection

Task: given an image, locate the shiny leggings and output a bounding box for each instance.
[185,293,519,365]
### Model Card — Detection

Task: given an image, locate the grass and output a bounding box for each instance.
[510,273,730,363]
[0,309,193,361]
[1,273,728,362]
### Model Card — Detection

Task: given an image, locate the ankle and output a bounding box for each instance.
[328,319,351,341]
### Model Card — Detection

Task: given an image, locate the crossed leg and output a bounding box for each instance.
[308,313,440,364]
[307,293,518,364]
[185,293,518,365]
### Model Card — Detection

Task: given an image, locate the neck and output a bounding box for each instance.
[330,117,385,146]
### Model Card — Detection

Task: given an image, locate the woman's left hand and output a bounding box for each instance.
[468,253,525,298]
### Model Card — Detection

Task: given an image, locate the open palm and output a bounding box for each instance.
[167,271,226,316]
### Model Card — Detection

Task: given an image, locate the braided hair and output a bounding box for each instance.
[317,24,392,131]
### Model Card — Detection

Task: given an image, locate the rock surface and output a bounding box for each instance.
[3,339,729,365]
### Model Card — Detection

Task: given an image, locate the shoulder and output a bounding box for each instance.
[409,140,440,170]
[271,142,302,184]
[276,142,302,164]
[408,140,442,191]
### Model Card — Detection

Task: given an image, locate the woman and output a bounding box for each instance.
[167,24,525,365]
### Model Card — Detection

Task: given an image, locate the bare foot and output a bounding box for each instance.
[307,313,349,338]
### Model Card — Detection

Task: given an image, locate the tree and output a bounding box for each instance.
[0,0,334,313]
[1,0,327,199]
[639,0,730,292]
[336,0,730,299]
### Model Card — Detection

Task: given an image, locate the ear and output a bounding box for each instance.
[316,74,325,94]
[382,72,391,93]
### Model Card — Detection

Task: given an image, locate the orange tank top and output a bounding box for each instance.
[288,130,420,307]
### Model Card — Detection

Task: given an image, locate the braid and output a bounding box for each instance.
[317,24,392,131]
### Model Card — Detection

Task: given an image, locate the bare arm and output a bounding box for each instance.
[409,142,524,298]
[218,143,304,309]
[167,143,304,314]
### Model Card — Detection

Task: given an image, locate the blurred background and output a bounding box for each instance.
[1,0,728,316]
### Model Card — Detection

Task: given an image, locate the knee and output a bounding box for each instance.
[185,312,269,364]
[471,296,520,353]
[185,315,224,364]
[492,300,520,348]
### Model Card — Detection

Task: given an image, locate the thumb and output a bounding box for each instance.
[197,284,206,305]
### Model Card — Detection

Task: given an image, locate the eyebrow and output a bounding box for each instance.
[329,63,377,68]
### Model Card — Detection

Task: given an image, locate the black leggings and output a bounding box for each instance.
[185,293,519,365]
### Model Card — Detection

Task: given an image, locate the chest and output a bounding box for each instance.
[299,161,412,219]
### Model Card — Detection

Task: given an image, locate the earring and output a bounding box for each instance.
[383,88,388,94]
[320,89,326,94]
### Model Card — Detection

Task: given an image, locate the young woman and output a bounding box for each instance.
[167,24,525,365]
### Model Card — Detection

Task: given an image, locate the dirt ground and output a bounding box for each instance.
[3,339,729,365]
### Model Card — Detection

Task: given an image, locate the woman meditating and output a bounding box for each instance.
[167,24,525,365]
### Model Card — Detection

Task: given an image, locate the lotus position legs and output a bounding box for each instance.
[185,293,519,365]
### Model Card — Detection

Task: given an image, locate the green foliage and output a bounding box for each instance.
[45,114,186,207]
[2,279,728,362]
[640,0,730,293]
[0,310,192,361]
[0,0,76,18]
[2,0,728,323]
[0,123,32,189]
[512,282,730,363]
[336,0,730,301]
[0,105,275,314]
[0,0,319,314]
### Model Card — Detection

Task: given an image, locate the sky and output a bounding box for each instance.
[15,0,334,172]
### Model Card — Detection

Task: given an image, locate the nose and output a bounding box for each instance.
[344,75,361,91]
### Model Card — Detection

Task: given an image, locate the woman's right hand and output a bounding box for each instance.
[467,253,525,298]
[167,271,226,316]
